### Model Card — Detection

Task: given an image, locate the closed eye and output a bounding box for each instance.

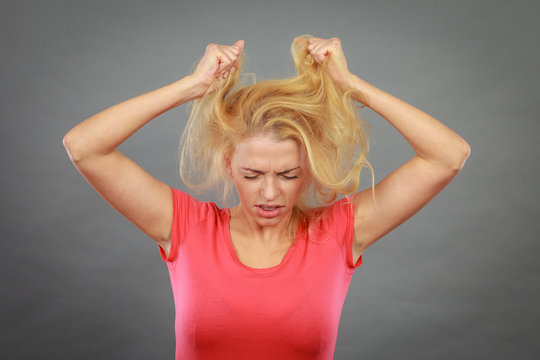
[244,175,298,180]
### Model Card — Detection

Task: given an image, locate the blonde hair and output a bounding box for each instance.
[179,35,374,236]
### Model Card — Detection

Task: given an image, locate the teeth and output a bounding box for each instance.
[261,206,277,210]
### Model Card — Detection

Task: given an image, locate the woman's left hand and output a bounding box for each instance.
[304,36,355,92]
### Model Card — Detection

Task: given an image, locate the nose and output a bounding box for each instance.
[261,176,279,201]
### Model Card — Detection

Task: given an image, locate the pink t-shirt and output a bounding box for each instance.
[158,187,362,360]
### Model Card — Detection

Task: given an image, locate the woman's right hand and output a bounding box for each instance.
[189,40,245,99]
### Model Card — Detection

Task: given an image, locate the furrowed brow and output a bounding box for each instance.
[277,166,300,175]
[241,166,300,175]
[241,167,264,174]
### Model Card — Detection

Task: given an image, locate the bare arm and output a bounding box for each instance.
[63,76,202,162]
[63,76,203,255]
[63,40,244,256]
[349,75,470,256]
[304,36,470,261]
[348,75,470,172]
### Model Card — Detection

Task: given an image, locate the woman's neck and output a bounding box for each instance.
[229,205,292,247]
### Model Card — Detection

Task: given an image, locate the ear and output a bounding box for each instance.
[224,155,233,177]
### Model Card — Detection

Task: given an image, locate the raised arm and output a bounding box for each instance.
[304,36,470,261]
[63,40,244,256]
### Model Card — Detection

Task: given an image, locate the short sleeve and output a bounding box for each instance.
[320,196,363,270]
[158,186,207,263]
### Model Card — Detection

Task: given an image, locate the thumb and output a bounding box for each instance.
[233,39,245,52]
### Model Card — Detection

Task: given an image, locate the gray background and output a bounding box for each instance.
[2,0,539,359]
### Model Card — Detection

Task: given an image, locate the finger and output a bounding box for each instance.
[222,47,241,61]
[216,59,236,77]
[217,60,235,76]
[314,53,324,64]
[232,39,244,52]
[314,50,329,64]
[208,45,237,64]
[307,41,326,57]
[220,47,241,66]
[214,55,233,73]
[293,36,308,47]
[225,44,241,56]
[216,71,229,79]
[306,37,318,46]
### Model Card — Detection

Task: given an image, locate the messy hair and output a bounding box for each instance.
[179,35,374,236]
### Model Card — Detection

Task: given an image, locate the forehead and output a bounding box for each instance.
[232,135,304,169]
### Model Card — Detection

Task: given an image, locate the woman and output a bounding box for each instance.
[63,36,470,359]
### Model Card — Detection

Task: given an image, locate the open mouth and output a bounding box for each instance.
[256,205,283,218]
[260,205,280,210]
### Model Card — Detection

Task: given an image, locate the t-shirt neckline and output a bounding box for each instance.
[224,208,298,274]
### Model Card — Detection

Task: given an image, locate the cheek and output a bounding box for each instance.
[235,179,259,197]
[283,181,306,198]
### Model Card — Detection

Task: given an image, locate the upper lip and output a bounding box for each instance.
[257,204,283,207]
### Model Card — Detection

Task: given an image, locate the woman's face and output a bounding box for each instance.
[226,134,309,228]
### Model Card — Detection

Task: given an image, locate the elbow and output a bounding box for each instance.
[434,140,470,174]
[62,132,83,163]
[62,133,71,150]
[63,131,112,163]
[459,140,471,168]
[451,140,471,172]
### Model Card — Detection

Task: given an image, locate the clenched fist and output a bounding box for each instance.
[190,40,244,99]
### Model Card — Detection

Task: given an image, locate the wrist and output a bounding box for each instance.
[175,74,207,103]
[341,71,357,90]
[345,73,369,105]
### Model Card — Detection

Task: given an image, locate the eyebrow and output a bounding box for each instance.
[242,166,300,175]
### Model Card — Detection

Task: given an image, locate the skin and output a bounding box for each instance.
[302,37,470,264]
[64,36,470,268]
[62,41,247,260]
[224,135,308,267]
